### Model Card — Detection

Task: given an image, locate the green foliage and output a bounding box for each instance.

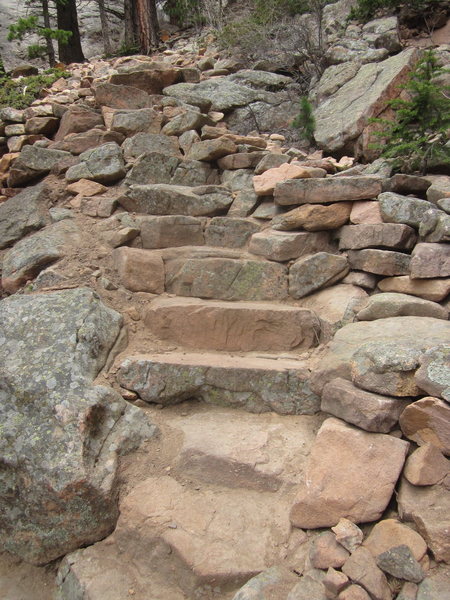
[0,69,69,109]
[349,0,440,23]
[371,50,450,174]
[8,15,72,62]
[253,0,310,24]
[292,96,316,144]
[163,0,203,26]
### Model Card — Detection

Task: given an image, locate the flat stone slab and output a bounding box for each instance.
[144,297,321,352]
[165,255,288,301]
[168,408,320,490]
[137,215,205,249]
[378,192,439,229]
[65,142,126,184]
[290,418,409,529]
[272,202,352,232]
[347,249,411,276]
[274,176,383,206]
[356,293,448,321]
[249,229,331,262]
[289,252,349,299]
[205,216,260,248]
[120,184,233,217]
[410,243,450,279]
[377,276,450,302]
[118,352,320,415]
[339,223,416,251]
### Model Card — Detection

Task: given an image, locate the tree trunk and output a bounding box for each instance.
[56,0,85,63]
[97,0,112,55]
[42,0,56,67]
[124,0,137,49]
[123,0,159,55]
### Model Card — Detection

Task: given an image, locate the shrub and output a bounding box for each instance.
[371,49,450,174]
[0,69,69,109]
[292,96,316,143]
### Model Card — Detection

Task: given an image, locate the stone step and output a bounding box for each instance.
[144,297,321,352]
[57,475,294,599]
[117,352,320,415]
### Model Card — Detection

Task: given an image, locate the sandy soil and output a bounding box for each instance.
[0,551,58,600]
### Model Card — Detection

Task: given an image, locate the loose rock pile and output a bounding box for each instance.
[0,32,449,600]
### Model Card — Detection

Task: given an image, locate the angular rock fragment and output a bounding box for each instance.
[404,444,450,486]
[110,108,163,136]
[65,142,126,183]
[377,275,450,302]
[376,545,425,583]
[356,293,448,321]
[342,547,392,600]
[378,192,438,228]
[289,252,349,298]
[309,531,350,569]
[112,247,164,293]
[187,137,237,162]
[249,230,331,262]
[232,566,299,600]
[332,519,364,553]
[205,216,260,248]
[410,243,450,279]
[415,344,450,400]
[363,519,427,562]
[0,184,50,249]
[8,145,71,186]
[139,215,205,248]
[399,397,450,455]
[275,176,383,205]
[272,202,352,232]
[253,162,325,196]
[347,249,411,276]
[339,223,416,251]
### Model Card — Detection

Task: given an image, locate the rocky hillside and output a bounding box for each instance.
[0,4,449,600]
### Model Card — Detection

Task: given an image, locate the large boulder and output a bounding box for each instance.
[0,288,156,564]
[65,142,126,184]
[7,145,72,187]
[0,184,50,249]
[314,48,418,158]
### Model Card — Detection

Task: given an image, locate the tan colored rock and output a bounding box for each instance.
[339,224,416,251]
[94,82,152,110]
[138,215,205,248]
[187,137,237,162]
[50,129,125,155]
[54,106,103,141]
[109,64,180,94]
[321,377,409,433]
[339,584,371,600]
[249,229,331,262]
[80,197,117,218]
[145,297,320,352]
[399,397,450,456]
[378,276,450,302]
[66,179,107,197]
[323,567,349,598]
[274,176,383,206]
[272,202,352,232]
[415,344,450,400]
[404,444,450,486]
[410,243,450,279]
[332,519,364,553]
[112,247,164,293]
[347,249,410,276]
[398,478,450,564]
[289,418,409,529]
[342,547,392,600]
[253,163,326,196]
[310,532,350,569]
[24,116,59,136]
[217,152,266,170]
[254,153,290,175]
[363,519,427,562]
[289,253,349,299]
[356,293,448,321]
[350,201,383,224]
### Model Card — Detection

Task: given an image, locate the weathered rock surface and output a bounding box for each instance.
[112,247,165,293]
[271,202,352,232]
[274,176,382,205]
[0,183,50,249]
[253,163,325,196]
[378,192,438,229]
[415,345,450,400]
[377,275,450,302]
[356,293,448,321]
[339,223,416,251]
[410,243,450,279]
[0,288,155,564]
[347,248,411,276]
[8,145,72,186]
[249,229,332,262]
[125,152,218,187]
[205,216,260,248]
[144,297,321,352]
[110,108,163,136]
[231,566,299,600]
[342,547,392,600]
[376,545,425,583]
[289,252,349,298]
[122,132,180,161]
[399,397,450,455]
[93,82,152,109]
[309,531,350,569]
[363,519,428,562]
[118,353,320,414]
[1,221,80,293]
[65,142,126,183]
[289,418,408,528]
[404,444,450,486]
[138,215,205,248]
[321,377,409,433]
[54,106,103,141]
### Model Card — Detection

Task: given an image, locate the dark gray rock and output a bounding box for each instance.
[0,288,156,564]
[289,253,349,299]
[0,184,50,249]
[378,192,440,229]
[232,566,298,600]
[417,570,450,600]
[122,132,180,161]
[65,142,126,184]
[8,145,72,187]
[376,545,425,583]
[125,152,219,187]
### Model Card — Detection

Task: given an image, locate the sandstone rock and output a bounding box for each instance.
[339,585,371,600]
[415,345,450,400]
[179,129,201,154]
[165,256,288,301]
[350,341,424,396]
[5,123,25,136]
[378,192,439,229]
[321,377,409,433]
[112,247,164,293]
[397,582,418,600]
[0,288,155,564]
[110,108,163,136]
[254,153,290,174]
[249,230,331,262]
[80,196,117,218]
[103,226,139,248]
[350,200,383,224]
[110,63,180,93]
[339,223,416,251]
[125,153,218,187]
[311,317,450,395]
[205,217,260,247]
[364,519,427,563]
[8,145,71,187]
[253,163,326,196]
[222,167,254,192]
[218,151,266,171]
[356,293,448,321]
[398,478,450,564]
[377,276,450,302]
[139,215,204,248]
[314,48,417,157]
[232,566,299,600]
[399,397,450,455]
[342,271,378,290]
[323,567,349,598]
[67,178,107,197]
[332,519,364,553]
[229,189,260,217]
[122,132,180,161]
[0,107,25,122]
[0,183,49,249]
[310,532,350,569]
[54,105,103,141]
[187,137,238,162]
[1,221,80,293]
[65,142,126,184]
[427,176,450,204]
[50,128,125,155]
[144,297,321,352]
[388,174,431,195]
[161,110,211,136]
[419,210,450,243]
[25,116,60,136]
[286,569,327,600]
[252,200,284,220]
[120,184,233,216]
[289,418,408,528]
[347,249,410,276]
[118,353,320,415]
[170,408,319,491]
[93,82,152,109]
[376,545,425,583]
[410,243,450,279]
[342,547,392,600]
[289,253,349,298]
[275,176,383,205]
[272,202,352,232]
[404,444,450,486]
